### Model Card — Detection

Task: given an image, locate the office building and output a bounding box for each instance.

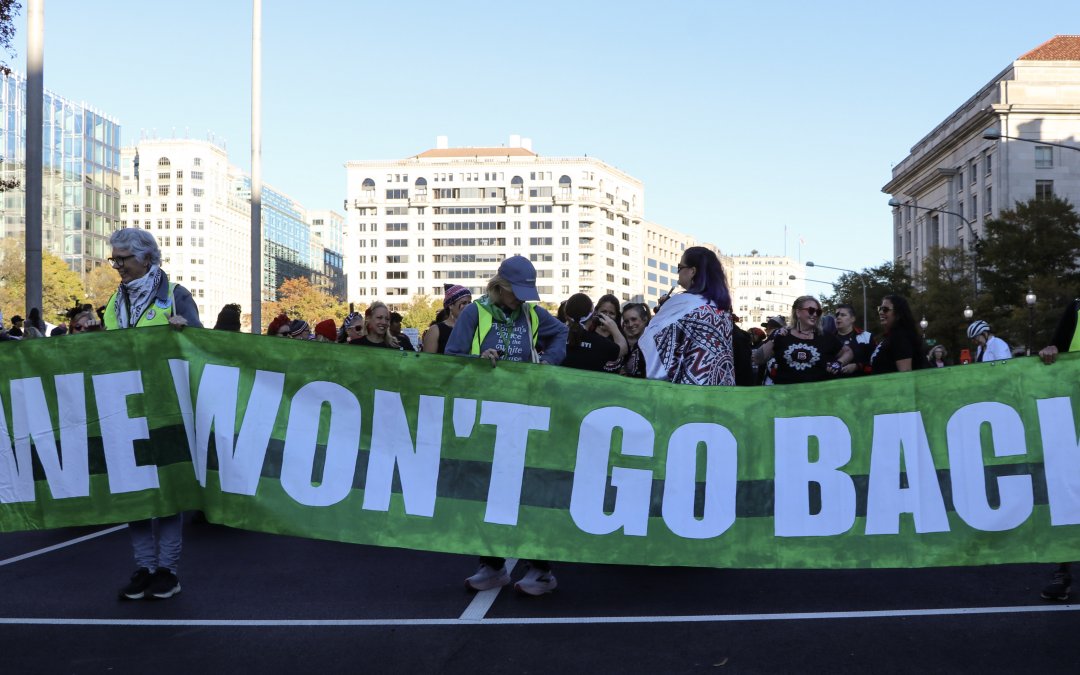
[344,136,645,307]
[884,35,1080,276]
[120,138,344,319]
[0,70,121,279]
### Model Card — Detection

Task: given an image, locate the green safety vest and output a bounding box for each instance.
[102,283,177,330]
[471,302,539,355]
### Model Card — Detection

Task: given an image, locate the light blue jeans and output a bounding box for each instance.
[128,514,183,573]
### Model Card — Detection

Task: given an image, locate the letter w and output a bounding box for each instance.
[169,361,283,495]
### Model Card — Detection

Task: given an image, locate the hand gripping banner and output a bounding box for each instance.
[2,327,1080,569]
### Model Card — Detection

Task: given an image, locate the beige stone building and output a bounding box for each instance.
[884,35,1080,277]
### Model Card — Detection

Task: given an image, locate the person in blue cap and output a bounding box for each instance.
[445,255,567,595]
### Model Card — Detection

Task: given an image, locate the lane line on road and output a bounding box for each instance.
[459,558,519,620]
[2,603,1079,627]
[0,525,128,567]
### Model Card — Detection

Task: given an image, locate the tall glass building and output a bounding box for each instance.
[0,71,121,278]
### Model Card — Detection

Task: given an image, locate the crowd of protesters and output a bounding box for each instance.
[2,229,1072,602]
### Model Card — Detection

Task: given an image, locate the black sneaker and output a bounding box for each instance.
[145,568,182,600]
[118,567,153,600]
[1041,571,1072,601]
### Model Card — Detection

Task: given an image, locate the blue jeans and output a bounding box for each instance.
[128,514,183,573]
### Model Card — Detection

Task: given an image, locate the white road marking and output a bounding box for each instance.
[1,603,1078,627]
[458,558,519,620]
[0,525,127,567]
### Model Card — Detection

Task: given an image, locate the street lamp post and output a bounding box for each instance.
[983,130,1080,153]
[920,316,928,341]
[1026,290,1037,356]
[964,305,973,321]
[888,197,980,294]
[806,261,868,329]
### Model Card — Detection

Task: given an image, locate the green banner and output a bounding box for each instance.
[2,327,1080,569]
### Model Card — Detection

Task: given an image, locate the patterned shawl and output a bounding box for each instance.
[639,292,735,386]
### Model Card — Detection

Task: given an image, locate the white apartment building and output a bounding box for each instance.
[120,140,249,320]
[727,254,805,326]
[344,136,645,307]
[883,35,1080,277]
[120,139,344,320]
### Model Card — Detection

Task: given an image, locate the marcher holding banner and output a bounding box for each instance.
[104,228,202,601]
[640,246,736,385]
[446,255,568,595]
[1038,296,1080,601]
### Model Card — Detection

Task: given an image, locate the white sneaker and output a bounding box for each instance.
[465,564,510,591]
[514,566,557,596]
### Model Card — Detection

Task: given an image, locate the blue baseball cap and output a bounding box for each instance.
[498,255,540,301]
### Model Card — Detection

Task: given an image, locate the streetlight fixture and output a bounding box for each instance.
[806,261,868,329]
[888,197,980,295]
[1026,290,1037,356]
[964,305,973,321]
[919,317,928,339]
[983,130,1080,153]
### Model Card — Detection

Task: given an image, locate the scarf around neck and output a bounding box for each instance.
[115,265,162,329]
[476,295,522,324]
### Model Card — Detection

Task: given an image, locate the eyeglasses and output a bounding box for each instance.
[877,306,893,314]
[677,264,691,272]
[800,306,820,316]
[72,324,88,332]
[107,254,136,268]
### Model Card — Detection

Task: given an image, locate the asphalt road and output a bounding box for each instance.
[2,519,1078,674]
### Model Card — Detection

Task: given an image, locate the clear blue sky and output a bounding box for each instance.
[10,1,1080,285]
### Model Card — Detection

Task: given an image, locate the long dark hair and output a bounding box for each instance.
[682,246,732,311]
[564,293,593,349]
[883,294,916,335]
[883,294,925,368]
[587,293,622,333]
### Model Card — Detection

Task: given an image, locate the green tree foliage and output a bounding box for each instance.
[0,237,87,325]
[819,261,915,332]
[975,196,1080,352]
[912,246,977,359]
[396,294,441,330]
[261,276,348,328]
[84,264,119,309]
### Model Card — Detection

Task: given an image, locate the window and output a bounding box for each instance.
[1036,180,1054,201]
[158,185,169,196]
[194,158,202,167]
[385,189,409,200]
[176,170,184,179]
[1035,146,1053,169]
[191,171,204,180]
[176,185,183,196]
[158,157,171,167]
[385,239,409,247]
[160,203,168,212]
[121,204,128,213]
[985,153,992,176]
[158,172,170,181]
[193,188,204,197]
[194,204,201,213]
[176,203,183,212]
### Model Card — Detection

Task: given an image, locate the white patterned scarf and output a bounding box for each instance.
[114,265,162,329]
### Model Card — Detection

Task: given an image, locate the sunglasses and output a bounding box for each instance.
[877,306,893,314]
[72,324,88,332]
[800,306,820,316]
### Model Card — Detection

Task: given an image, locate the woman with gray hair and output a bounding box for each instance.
[105,228,202,602]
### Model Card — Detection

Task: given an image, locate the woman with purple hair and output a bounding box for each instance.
[639,246,736,386]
